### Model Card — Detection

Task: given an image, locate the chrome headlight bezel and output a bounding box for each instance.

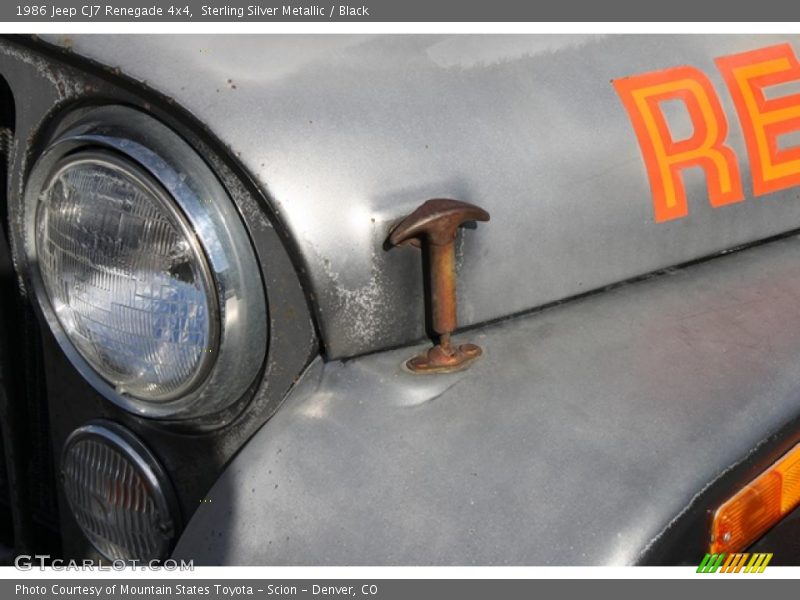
[23,105,268,420]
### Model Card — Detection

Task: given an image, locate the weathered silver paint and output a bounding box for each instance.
[174,234,800,565]
[46,34,800,358]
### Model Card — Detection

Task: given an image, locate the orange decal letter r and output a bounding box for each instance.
[614,66,744,222]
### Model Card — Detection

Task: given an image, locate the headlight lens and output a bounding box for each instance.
[37,153,218,401]
[61,421,179,561]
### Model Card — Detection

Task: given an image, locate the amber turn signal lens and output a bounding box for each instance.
[711,443,800,554]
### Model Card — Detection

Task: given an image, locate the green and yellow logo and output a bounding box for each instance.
[697,553,773,573]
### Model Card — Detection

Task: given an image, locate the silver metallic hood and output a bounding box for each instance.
[44,34,800,358]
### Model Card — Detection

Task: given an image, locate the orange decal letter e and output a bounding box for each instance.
[716,43,800,197]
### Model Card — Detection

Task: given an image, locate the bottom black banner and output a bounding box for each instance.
[2,579,798,600]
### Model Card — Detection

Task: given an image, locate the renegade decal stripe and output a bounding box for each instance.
[614,42,800,222]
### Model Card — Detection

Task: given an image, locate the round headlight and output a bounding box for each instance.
[37,152,218,401]
[24,106,267,420]
[61,421,179,561]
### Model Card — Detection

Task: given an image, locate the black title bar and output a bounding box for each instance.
[3,0,800,22]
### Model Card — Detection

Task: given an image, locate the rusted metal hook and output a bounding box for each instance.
[389,198,490,373]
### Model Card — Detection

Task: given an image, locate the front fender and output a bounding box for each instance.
[174,234,800,565]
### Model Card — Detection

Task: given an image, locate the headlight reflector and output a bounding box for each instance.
[61,421,179,562]
[37,153,218,401]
